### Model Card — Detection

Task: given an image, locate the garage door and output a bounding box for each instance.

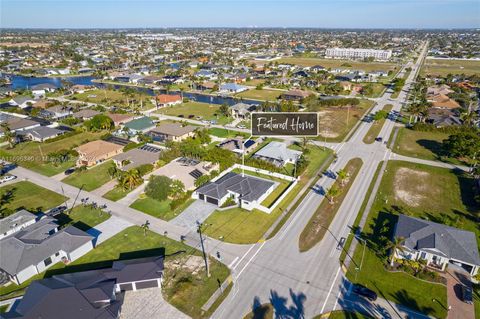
[118,283,134,291]
[199,194,204,200]
[135,280,159,290]
[206,196,218,205]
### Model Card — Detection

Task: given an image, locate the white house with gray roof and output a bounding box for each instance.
[0,210,37,240]
[0,215,94,284]
[393,214,480,276]
[252,141,302,167]
[193,172,275,211]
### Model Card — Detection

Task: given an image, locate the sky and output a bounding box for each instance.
[1,0,479,29]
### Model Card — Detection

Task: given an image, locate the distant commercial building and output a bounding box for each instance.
[325,48,392,61]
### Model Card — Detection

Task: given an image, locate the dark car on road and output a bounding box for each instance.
[375,137,383,142]
[64,168,76,175]
[352,284,378,301]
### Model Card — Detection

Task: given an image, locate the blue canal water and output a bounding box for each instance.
[6,74,261,106]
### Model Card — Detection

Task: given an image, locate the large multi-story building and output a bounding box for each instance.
[325,47,392,60]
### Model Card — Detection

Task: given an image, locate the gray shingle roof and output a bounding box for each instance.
[0,210,36,236]
[19,126,64,140]
[196,172,274,202]
[253,141,302,164]
[0,217,93,275]
[394,214,480,266]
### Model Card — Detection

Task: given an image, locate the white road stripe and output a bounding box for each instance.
[228,256,239,269]
[320,266,341,314]
[236,241,266,279]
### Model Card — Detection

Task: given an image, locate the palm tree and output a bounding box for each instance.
[107,163,119,179]
[119,169,142,191]
[1,123,16,149]
[326,185,340,205]
[460,109,477,127]
[337,169,348,187]
[141,220,150,237]
[386,237,406,266]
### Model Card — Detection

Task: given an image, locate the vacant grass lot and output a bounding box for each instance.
[56,205,110,231]
[207,127,249,139]
[277,57,398,72]
[102,186,133,201]
[62,161,113,191]
[392,128,461,164]
[130,196,194,221]
[0,181,67,215]
[71,89,155,109]
[316,99,375,142]
[203,146,333,244]
[235,89,283,101]
[422,58,480,76]
[347,160,480,319]
[18,226,229,319]
[0,131,104,176]
[299,158,363,251]
[363,104,393,144]
[155,101,232,125]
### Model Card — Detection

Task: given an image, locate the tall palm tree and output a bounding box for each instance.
[386,237,406,266]
[1,123,16,149]
[337,169,348,187]
[460,109,477,127]
[326,185,340,205]
[119,169,142,191]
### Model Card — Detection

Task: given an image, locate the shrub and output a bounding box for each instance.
[145,175,172,201]
[136,163,154,176]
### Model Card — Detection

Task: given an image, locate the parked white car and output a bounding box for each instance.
[0,175,17,184]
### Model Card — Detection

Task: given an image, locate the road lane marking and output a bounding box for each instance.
[236,241,266,279]
[228,256,239,268]
[320,266,341,314]
[232,244,256,271]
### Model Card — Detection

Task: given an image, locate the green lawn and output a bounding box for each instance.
[392,128,461,164]
[0,131,104,176]
[207,127,248,139]
[235,89,282,101]
[62,161,114,191]
[55,204,111,231]
[276,57,398,72]
[204,146,333,244]
[155,101,232,125]
[243,303,274,319]
[347,160,480,319]
[299,158,363,251]
[130,196,194,221]
[102,186,134,201]
[360,83,386,98]
[71,89,155,110]
[0,181,67,216]
[363,104,393,144]
[20,226,229,319]
[422,58,480,76]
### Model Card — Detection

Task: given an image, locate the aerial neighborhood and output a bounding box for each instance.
[0,17,479,319]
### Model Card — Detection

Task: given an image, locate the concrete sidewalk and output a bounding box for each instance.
[86,215,133,246]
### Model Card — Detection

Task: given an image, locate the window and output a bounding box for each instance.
[44,257,52,267]
[55,252,60,257]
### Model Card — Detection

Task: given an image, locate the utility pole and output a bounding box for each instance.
[197,222,210,278]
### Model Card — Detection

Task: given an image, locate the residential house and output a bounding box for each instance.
[3,256,164,319]
[281,89,312,101]
[218,138,257,155]
[19,126,65,142]
[219,83,248,93]
[40,105,73,120]
[123,116,155,135]
[32,99,54,109]
[230,102,256,119]
[195,69,217,80]
[0,215,94,284]
[9,96,36,109]
[252,141,302,167]
[155,94,182,108]
[31,83,56,98]
[147,122,196,142]
[75,140,124,167]
[153,157,218,190]
[106,113,135,126]
[428,94,461,109]
[0,210,36,240]
[193,172,275,211]
[72,109,101,121]
[0,113,41,136]
[112,144,162,171]
[426,108,461,127]
[393,214,480,276]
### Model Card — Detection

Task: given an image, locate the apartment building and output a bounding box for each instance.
[325,48,392,60]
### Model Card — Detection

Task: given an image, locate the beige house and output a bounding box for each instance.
[147,123,196,142]
[75,140,124,167]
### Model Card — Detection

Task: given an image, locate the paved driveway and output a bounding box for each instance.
[171,200,216,230]
[87,215,133,246]
[445,267,475,319]
[119,287,190,319]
